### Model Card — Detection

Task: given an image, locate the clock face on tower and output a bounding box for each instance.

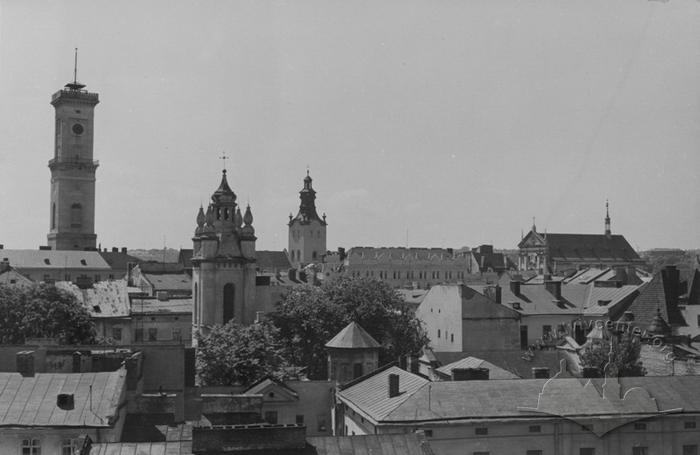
[72,123,84,135]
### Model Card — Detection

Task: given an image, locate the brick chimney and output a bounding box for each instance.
[16,351,35,377]
[388,373,400,398]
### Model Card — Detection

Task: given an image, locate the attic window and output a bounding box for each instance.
[92,305,101,313]
[268,392,275,398]
[80,259,87,266]
[44,259,51,265]
[598,300,611,306]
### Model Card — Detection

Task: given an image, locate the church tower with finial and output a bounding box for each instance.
[191,160,258,340]
[604,200,612,238]
[288,170,327,268]
[47,49,99,251]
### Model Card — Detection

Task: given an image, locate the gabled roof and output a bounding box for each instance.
[619,272,685,327]
[545,233,640,262]
[0,368,126,427]
[245,377,299,402]
[55,279,131,318]
[435,356,519,380]
[0,267,33,287]
[142,273,192,292]
[97,251,141,272]
[325,322,381,349]
[0,249,111,270]
[257,250,293,271]
[432,349,570,380]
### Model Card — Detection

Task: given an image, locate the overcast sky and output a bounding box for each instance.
[0,0,698,252]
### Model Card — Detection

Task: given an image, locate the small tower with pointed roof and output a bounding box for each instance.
[48,50,100,251]
[191,168,258,341]
[325,322,380,383]
[288,171,327,268]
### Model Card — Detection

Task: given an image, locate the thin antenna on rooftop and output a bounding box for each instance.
[162,235,167,265]
[73,48,78,85]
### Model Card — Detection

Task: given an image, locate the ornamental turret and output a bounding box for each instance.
[288,170,327,268]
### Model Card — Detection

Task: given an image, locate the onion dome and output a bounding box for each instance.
[211,170,237,204]
[647,308,671,337]
[242,205,255,236]
[204,205,215,233]
[234,207,243,229]
[195,206,205,234]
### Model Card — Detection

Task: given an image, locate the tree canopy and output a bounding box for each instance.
[196,320,288,386]
[579,332,646,377]
[0,284,96,345]
[269,277,429,380]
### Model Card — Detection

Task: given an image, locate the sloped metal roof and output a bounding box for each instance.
[325,322,381,349]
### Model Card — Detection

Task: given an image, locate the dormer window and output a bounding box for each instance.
[44,259,50,265]
[80,259,87,266]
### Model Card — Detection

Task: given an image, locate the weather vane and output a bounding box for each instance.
[219,152,228,172]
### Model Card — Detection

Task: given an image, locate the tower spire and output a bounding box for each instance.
[73,48,78,85]
[604,199,611,237]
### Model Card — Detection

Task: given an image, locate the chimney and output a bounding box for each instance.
[545,280,562,300]
[408,355,420,374]
[0,259,9,273]
[532,367,550,379]
[451,367,489,381]
[112,247,118,253]
[661,265,680,307]
[16,351,35,377]
[0,244,3,249]
[494,285,502,304]
[388,373,400,398]
[510,280,521,296]
[338,247,346,261]
[121,247,127,254]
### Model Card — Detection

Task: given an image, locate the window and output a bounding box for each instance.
[353,363,363,379]
[43,274,51,282]
[62,439,79,455]
[475,427,488,435]
[70,203,82,228]
[473,452,489,455]
[264,411,278,424]
[632,448,648,455]
[542,325,552,341]
[112,327,122,341]
[634,422,647,430]
[51,203,56,229]
[317,414,327,432]
[580,449,595,455]
[684,446,698,455]
[685,421,697,429]
[134,328,144,342]
[148,328,157,341]
[424,429,433,437]
[529,425,541,433]
[697,315,700,327]
[21,439,41,455]
[64,273,71,281]
[437,329,441,339]
[223,283,235,323]
[451,333,454,343]
[172,328,182,342]
[526,451,543,455]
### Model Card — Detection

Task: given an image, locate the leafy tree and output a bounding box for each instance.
[0,284,96,345]
[270,277,429,380]
[579,332,646,377]
[196,320,288,386]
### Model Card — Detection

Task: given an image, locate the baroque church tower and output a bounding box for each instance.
[47,54,99,251]
[191,169,258,340]
[288,171,327,268]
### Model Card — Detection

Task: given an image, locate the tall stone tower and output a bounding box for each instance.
[47,60,99,251]
[191,169,258,341]
[288,171,326,268]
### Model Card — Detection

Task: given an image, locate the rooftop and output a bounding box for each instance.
[55,279,131,318]
[325,322,381,350]
[0,368,126,428]
[0,249,111,270]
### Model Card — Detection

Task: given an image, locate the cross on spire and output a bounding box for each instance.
[220,152,229,173]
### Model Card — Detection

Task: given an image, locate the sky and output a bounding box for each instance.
[0,0,698,252]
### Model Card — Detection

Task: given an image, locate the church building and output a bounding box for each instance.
[288,171,327,268]
[47,65,100,251]
[191,169,259,339]
[518,202,643,274]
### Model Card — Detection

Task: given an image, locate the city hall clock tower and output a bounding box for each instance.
[47,53,99,251]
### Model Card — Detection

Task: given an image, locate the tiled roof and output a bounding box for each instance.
[580,284,639,316]
[245,377,299,399]
[543,233,641,262]
[0,368,126,427]
[435,356,519,380]
[325,322,381,349]
[55,279,131,318]
[0,249,111,270]
[257,250,293,271]
[340,370,700,423]
[346,247,464,263]
[138,262,186,274]
[619,272,685,327]
[143,273,192,291]
[0,267,33,286]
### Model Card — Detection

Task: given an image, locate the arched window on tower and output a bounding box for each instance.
[51,203,56,230]
[70,203,82,228]
[223,283,235,324]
